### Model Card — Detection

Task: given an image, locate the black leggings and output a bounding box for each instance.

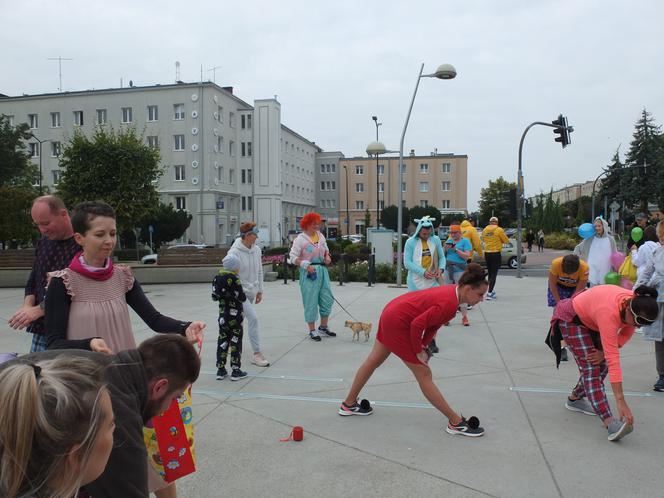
[485,252,501,293]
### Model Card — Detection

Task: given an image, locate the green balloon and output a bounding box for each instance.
[604,272,621,285]
[631,227,643,242]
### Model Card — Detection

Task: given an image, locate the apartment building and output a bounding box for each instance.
[0,82,318,247]
[339,151,468,234]
[315,150,344,238]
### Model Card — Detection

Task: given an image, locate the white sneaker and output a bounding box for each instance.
[251,352,270,367]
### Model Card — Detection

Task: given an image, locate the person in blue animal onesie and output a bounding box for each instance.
[403,215,446,352]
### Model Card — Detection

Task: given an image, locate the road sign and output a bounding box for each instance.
[609,201,620,211]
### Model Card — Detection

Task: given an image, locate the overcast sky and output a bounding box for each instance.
[3,0,663,210]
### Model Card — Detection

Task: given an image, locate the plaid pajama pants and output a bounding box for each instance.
[558,321,612,421]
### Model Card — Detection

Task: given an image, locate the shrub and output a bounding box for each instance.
[544,232,579,250]
[264,245,290,256]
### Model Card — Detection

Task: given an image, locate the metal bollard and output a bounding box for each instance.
[283,252,288,285]
[367,254,375,287]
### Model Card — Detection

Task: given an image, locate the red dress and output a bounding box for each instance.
[376,285,459,364]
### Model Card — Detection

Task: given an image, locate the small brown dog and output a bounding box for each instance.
[344,320,372,342]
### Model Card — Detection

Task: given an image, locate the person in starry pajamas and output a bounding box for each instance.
[212,253,248,381]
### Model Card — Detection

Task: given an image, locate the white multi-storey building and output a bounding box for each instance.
[0,82,318,247]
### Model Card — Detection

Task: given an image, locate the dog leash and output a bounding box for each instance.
[331,295,359,322]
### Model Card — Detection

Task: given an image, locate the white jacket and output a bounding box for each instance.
[228,238,264,298]
[631,240,660,282]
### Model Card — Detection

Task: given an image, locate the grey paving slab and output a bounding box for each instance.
[1,275,664,498]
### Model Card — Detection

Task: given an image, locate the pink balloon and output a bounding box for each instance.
[611,252,626,271]
[620,278,633,289]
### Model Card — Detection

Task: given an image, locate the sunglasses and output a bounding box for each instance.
[629,301,655,326]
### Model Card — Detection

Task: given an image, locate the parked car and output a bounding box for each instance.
[341,234,364,244]
[140,244,208,264]
[471,238,526,269]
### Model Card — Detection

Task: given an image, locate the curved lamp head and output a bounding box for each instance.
[433,63,457,80]
[366,141,387,156]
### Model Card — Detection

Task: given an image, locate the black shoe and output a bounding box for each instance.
[318,326,336,337]
[445,416,484,437]
[561,348,569,362]
[338,398,373,416]
[654,376,664,392]
[230,368,248,381]
[216,367,227,380]
[428,339,439,354]
[309,330,322,342]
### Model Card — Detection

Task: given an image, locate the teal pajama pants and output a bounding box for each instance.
[299,265,334,323]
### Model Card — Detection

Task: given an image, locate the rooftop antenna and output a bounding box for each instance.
[200,64,203,83]
[208,65,222,84]
[47,56,73,92]
[175,61,181,82]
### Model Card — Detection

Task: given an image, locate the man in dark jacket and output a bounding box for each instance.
[0,334,200,497]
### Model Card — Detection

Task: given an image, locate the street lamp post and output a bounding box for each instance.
[395,63,457,287]
[29,133,49,195]
[343,164,350,236]
[372,116,382,228]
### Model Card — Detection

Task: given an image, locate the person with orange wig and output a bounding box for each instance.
[288,213,336,341]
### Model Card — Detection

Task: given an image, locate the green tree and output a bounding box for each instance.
[381,205,410,233]
[0,115,39,246]
[362,209,371,237]
[138,203,192,250]
[409,205,443,227]
[623,109,664,212]
[56,127,162,231]
[478,176,517,226]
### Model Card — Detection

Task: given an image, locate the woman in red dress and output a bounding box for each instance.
[339,264,488,437]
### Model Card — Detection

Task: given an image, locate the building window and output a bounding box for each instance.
[442,181,451,191]
[419,182,429,192]
[147,136,159,149]
[331,181,336,190]
[229,141,235,157]
[247,196,253,210]
[400,163,406,173]
[402,182,406,193]
[247,169,252,183]
[354,222,364,235]
[420,200,428,208]
[355,200,364,210]
[96,109,107,125]
[51,141,61,157]
[52,170,61,184]
[378,182,384,193]
[241,169,246,184]
[442,162,451,173]
[174,104,185,120]
[320,164,326,174]
[174,165,185,181]
[247,142,252,157]
[174,135,185,151]
[242,197,246,211]
[355,165,363,175]
[29,142,39,157]
[217,136,223,153]
[229,169,234,184]
[121,107,133,123]
[73,111,84,126]
[378,200,384,210]
[147,105,158,122]
[320,181,325,191]
[355,183,364,193]
[7,115,14,126]
[420,163,429,173]
[442,200,451,209]
[50,112,60,128]
[377,164,384,175]
[331,164,336,173]
[28,114,38,129]
[217,105,223,123]
[175,196,186,210]
[229,112,235,127]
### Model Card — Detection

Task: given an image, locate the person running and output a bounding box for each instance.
[574,217,617,286]
[0,355,114,498]
[289,212,336,342]
[339,264,488,437]
[635,220,664,391]
[548,254,589,362]
[482,217,509,300]
[443,225,473,326]
[548,285,658,441]
[404,216,446,352]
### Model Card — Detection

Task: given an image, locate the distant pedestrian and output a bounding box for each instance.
[289,212,336,342]
[212,253,248,381]
[482,217,509,300]
[8,195,79,352]
[537,229,545,252]
[574,217,617,286]
[630,225,659,282]
[526,230,535,252]
[627,212,649,250]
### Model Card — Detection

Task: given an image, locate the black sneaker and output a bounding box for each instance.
[318,326,336,337]
[428,339,439,354]
[445,416,485,437]
[216,367,227,380]
[309,329,322,342]
[230,369,248,381]
[338,398,373,416]
[561,348,569,362]
[654,376,664,392]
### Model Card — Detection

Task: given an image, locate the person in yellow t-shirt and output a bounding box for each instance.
[481,217,509,300]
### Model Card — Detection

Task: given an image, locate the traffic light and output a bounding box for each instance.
[552,114,572,148]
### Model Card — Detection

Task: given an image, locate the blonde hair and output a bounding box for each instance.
[0,356,107,498]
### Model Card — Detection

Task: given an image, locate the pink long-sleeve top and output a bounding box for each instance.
[288,232,329,268]
[572,285,636,383]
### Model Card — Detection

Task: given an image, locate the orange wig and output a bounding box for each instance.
[300,212,322,231]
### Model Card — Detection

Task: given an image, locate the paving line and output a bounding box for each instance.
[200,370,344,382]
[510,386,663,398]
[192,389,433,409]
